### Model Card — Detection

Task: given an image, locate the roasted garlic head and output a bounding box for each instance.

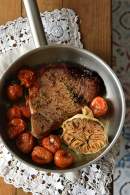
[62,106,108,154]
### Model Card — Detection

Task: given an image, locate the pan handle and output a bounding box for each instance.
[23,0,47,48]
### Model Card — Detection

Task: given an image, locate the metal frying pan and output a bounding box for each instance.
[0,0,125,172]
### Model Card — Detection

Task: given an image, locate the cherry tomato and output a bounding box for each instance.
[20,105,31,118]
[32,146,53,165]
[18,69,36,88]
[16,132,35,154]
[90,96,108,117]
[7,106,21,120]
[8,118,26,139]
[7,84,23,101]
[41,135,61,154]
[54,149,74,169]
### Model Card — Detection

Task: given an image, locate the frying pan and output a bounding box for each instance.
[0,0,125,172]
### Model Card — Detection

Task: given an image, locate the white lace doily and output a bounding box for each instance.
[0,8,114,195]
[0,8,82,53]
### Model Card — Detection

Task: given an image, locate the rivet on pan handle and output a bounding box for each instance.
[23,0,47,48]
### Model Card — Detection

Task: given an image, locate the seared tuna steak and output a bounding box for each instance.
[29,64,104,138]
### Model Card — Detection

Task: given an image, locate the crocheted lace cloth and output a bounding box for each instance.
[0,9,115,195]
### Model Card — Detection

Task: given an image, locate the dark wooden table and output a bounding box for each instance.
[0,0,112,194]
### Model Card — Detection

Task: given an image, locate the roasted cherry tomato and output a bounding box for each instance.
[54,149,74,169]
[7,84,23,101]
[41,135,61,154]
[16,132,35,154]
[7,106,21,120]
[18,69,36,88]
[8,118,26,139]
[20,105,31,118]
[90,96,108,117]
[32,146,53,165]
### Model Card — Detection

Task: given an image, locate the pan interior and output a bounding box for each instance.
[0,46,125,172]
